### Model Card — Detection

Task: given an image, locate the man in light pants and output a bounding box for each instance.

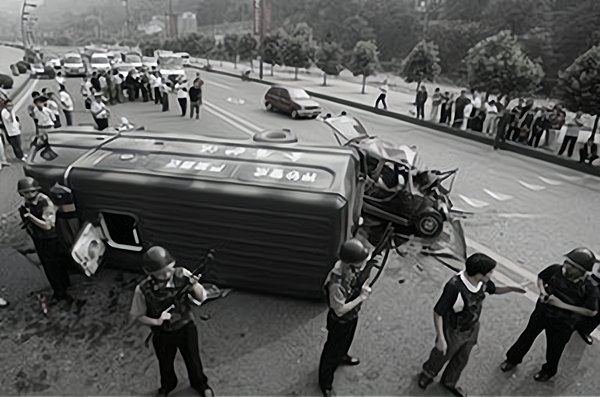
[482,100,498,135]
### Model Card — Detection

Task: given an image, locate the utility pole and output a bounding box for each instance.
[259,0,265,80]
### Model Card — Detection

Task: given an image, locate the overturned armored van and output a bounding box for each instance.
[30,131,364,299]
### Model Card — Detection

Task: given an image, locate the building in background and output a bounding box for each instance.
[177,11,197,37]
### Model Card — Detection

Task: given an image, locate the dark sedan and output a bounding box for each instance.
[264,86,322,119]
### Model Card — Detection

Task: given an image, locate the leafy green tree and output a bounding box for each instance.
[223,33,241,68]
[238,33,258,70]
[346,40,380,94]
[261,29,288,76]
[463,30,544,103]
[281,34,313,80]
[401,40,441,90]
[315,41,344,86]
[555,45,600,139]
[191,34,216,65]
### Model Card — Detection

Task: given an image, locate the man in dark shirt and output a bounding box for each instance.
[188,78,203,120]
[319,238,372,397]
[418,253,525,397]
[576,266,600,345]
[501,248,599,382]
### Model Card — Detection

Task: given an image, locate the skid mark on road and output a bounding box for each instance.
[458,195,489,208]
[518,181,546,191]
[483,189,513,201]
[538,176,563,186]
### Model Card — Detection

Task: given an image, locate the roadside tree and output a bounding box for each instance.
[315,41,344,86]
[555,45,600,139]
[463,30,544,103]
[238,33,258,71]
[346,40,380,94]
[191,34,216,65]
[281,34,313,80]
[260,29,288,76]
[401,40,441,90]
[223,33,241,68]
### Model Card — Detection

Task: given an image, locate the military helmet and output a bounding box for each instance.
[339,238,369,264]
[565,247,597,272]
[143,246,175,273]
[17,177,41,193]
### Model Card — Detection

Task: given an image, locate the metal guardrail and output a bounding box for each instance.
[192,64,600,178]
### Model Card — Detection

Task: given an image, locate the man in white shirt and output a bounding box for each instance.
[33,96,56,132]
[90,93,110,130]
[0,99,25,160]
[175,80,189,117]
[58,85,74,126]
[46,92,62,128]
[55,71,66,87]
[482,100,499,135]
[153,73,163,105]
[558,111,584,158]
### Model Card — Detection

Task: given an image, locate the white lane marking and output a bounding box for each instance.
[496,213,547,219]
[518,181,546,191]
[458,195,489,208]
[538,176,563,186]
[483,189,513,201]
[555,173,583,182]
[465,238,538,283]
[14,79,38,110]
[202,105,255,136]
[204,100,261,132]
[205,80,233,90]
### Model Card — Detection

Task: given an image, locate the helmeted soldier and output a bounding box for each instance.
[576,259,600,345]
[130,245,213,397]
[18,177,72,303]
[318,238,372,397]
[501,247,600,382]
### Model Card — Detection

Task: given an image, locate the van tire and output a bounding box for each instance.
[253,129,298,144]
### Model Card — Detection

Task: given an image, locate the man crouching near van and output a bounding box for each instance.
[130,245,214,397]
[319,238,372,397]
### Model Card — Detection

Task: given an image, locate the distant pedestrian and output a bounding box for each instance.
[418,253,525,397]
[176,80,189,117]
[58,85,74,126]
[0,99,25,160]
[501,248,599,382]
[440,92,453,124]
[558,111,584,158]
[161,80,171,112]
[452,91,469,129]
[189,78,203,119]
[27,91,42,134]
[482,100,498,135]
[375,79,388,110]
[541,104,566,150]
[152,72,163,105]
[0,128,8,170]
[55,71,66,87]
[81,77,94,110]
[416,86,428,119]
[579,137,598,164]
[430,88,442,120]
[90,93,110,131]
[90,72,101,93]
[467,90,483,132]
[114,72,124,103]
[45,92,62,128]
[33,96,56,133]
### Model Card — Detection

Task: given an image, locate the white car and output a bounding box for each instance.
[158,55,186,82]
[142,56,158,70]
[122,52,143,70]
[48,58,62,70]
[90,53,112,72]
[175,52,191,66]
[62,53,87,77]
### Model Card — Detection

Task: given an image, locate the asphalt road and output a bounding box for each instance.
[1,48,600,396]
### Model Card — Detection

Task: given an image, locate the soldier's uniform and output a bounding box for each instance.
[318,239,370,397]
[130,246,212,397]
[18,177,72,302]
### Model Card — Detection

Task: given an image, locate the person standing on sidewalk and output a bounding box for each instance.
[430,88,442,121]
[452,91,469,129]
[33,96,57,134]
[58,85,74,127]
[575,262,600,345]
[415,86,428,119]
[130,246,214,397]
[153,72,163,105]
[418,253,525,397]
[318,239,372,397]
[500,248,599,382]
[0,127,9,171]
[81,77,94,110]
[18,177,73,305]
[440,92,453,125]
[558,111,584,158]
[0,99,25,161]
[55,71,66,88]
[90,93,110,131]
[175,80,189,117]
[541,104,566,150]
[45,92,62,128]
[27,91,42,135]
[482,100,498,135]
[160,80,171,112]
[375,79,388,110]
[189,79,203,120]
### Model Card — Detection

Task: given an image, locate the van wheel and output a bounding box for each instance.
[291,110,299,119]
[415,210,444,239]
[265,102,273,111]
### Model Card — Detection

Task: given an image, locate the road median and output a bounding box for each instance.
[195,65,600,178]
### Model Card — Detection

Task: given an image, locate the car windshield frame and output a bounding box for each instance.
[124,54,142,63]
[64,56,82,64]
[91,56,109,64]
[288,89,311,100]
[158,56,184,69]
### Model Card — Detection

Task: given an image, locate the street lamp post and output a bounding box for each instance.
[20,1,38,48]
[258,0,265,80]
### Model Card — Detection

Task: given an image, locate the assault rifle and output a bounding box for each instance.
[143,248,217,348]
[346,222,394,303]
[18,205,35,236]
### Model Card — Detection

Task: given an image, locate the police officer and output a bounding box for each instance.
[130,246,213,397]
[501,247,600,381]
[318,238,372,397]
[18,177,72,303]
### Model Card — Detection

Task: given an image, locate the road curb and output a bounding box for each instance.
[195,65,600,178]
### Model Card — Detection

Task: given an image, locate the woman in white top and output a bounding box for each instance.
[0,99,25,160]
[175,80,189,117]
[90,93,110,131]
[33,97,57,132]
[58,85,74,126]
[45,92,62,128]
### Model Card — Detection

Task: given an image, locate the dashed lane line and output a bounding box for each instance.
[458,195,490,209]
[538,176,563,186]
[482,189,513,201]
[518,180,546,191]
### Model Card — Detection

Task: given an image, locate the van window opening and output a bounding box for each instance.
[99,212,142,251]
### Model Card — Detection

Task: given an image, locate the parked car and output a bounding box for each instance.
[121,52,143,70]
[174,52,191,66]
[264,86,322,119]
[61,53,87,77]
[90,53,111,72]
[47,58,62,70]
[31,63,54,79]
[142,56,158,70]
